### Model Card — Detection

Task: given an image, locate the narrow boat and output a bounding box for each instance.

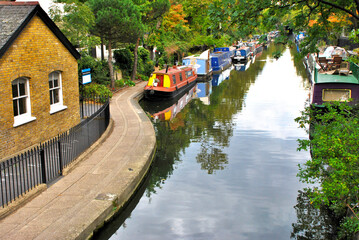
[211,51,232,73]
[144,65,197,100]
[233,46,251,62]
[214,46,236,58]
[306,54,359,107]
[182,50,212,80]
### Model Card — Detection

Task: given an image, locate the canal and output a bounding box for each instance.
[95,44,319,239]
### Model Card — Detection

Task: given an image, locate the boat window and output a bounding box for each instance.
[179,73,183,81]
[172,75,177,84]
[186,70,193,78]
[322,89,351,102]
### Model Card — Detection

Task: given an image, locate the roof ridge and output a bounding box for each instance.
[0,1,39,6]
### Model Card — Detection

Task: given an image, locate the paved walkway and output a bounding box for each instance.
[0,82,156,240]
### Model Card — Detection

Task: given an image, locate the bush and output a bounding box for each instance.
[82,83,113,99]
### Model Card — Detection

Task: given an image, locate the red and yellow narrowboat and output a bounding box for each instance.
[144,65,197,100]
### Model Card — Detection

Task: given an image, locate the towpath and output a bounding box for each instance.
[0,81,156,240]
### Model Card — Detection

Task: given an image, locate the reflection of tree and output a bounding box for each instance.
[289,47,312,91]
[291,190,339,240]
[196,143,228,174]
[140,44,291,195]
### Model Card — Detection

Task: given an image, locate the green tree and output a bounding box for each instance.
[88,0,143,88]
[50,0,99,49]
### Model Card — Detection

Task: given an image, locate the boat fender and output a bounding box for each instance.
[150,89,154,95]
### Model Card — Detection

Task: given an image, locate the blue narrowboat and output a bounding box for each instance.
[214,46,236,58]
[182,50,212,80]
[211,51,232,73]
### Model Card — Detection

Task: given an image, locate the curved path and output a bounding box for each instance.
[0,82,156,240]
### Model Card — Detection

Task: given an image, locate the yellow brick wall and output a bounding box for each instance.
[0,15,80,160]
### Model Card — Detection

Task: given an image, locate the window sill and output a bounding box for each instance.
[13,116,36,128]
[50,105,67,114]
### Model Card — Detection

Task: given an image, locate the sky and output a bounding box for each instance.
[18,0,53,13]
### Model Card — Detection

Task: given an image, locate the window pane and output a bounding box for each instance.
[50,90,54,104]
[323,89,351,102]
[13,100,18,116]
[50,89,60,105]
[12,84,18,98]
[53,78,58,88]
[53,89,59,103]
[19,82,26,96]
[49,80,53,89]
[18,97,27,115]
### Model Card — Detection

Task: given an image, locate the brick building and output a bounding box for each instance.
[0,1,81,160]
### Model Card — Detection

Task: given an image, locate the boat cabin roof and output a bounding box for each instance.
[316,73,359,84]
[154,65,193,75]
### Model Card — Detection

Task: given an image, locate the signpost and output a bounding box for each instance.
[82,68,91,85]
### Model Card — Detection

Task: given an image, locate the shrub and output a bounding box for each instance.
[81,83,113,99]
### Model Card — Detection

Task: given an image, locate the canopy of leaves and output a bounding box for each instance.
[50,0,99,48]
[88,0,143,43]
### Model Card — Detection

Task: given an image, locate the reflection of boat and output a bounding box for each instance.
[196,81,212,105]
[305,54,359,107]
[182,50,212,81]
[212,66,233,86]
[211,50,232,73]
[149,84,197,122]
[144,65,197,100]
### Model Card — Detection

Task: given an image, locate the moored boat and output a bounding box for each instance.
[214,46,236,58]
[306,54,359,107]
[182,50,212,80]
[211,51,232,73]
[144,65,197,100]
[233,46,251,62]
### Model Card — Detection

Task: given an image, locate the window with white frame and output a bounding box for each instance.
[49,71,67,114]
[12,77,36,127]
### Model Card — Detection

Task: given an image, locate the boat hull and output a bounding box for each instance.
[311,83,359,107]
[144,80,197,101]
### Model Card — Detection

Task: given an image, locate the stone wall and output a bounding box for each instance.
[0,15,80,160]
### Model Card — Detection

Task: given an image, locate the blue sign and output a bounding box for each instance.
[82,68,91,85]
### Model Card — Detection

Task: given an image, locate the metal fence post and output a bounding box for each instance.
[58,138,63,175]
[40,146,47,184]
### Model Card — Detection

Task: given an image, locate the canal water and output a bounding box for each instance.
[95,45,318,239]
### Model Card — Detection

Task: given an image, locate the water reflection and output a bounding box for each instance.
[291,190,339,239]
[196,81,212,105]
[211,66,233,86]
[95,44,316,240]
[141,85,197,123]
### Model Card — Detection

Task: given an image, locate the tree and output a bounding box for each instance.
[88,0,143,88]
[50,0,99,49]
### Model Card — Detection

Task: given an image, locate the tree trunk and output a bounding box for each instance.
[108,41,115,89]
[101,36,104,61]
[131,37,140,82]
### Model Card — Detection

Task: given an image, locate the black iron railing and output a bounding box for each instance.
[0,94,110,208]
